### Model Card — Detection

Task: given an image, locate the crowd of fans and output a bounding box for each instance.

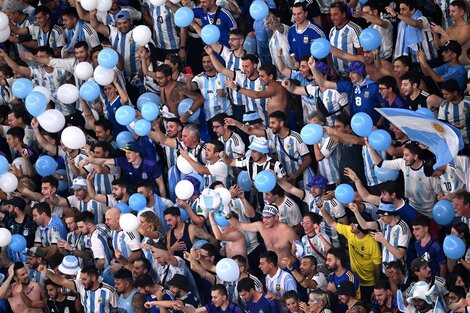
[0,0,468,312]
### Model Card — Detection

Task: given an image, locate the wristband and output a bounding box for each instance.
[236,84,241,92]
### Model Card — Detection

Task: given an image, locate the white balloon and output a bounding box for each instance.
[33,86,51,103]
[37,109,66,133]
[57,84,79,104]
[96,0,113,11]
[169,0,181,3]
[0,12,9,30]
[119,213,139,232]
[175,180,195,200]
[215,187,231,205]
[74,62,94,81]
[12,157,27,175]
[216,258,240,282]
[61,126,86,150]
[94,65,115,86]
[84,109,99,130]
[0,172,18,193]
[0,27,10,43]
[0,228,12,247]
[176,155,194,175]
[132,25,152,46]
[81,0,98,11]
[150,0,166,5]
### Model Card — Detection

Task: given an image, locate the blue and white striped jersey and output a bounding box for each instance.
[63,20,100,54]
[192,72,231,120]
[144,2,180,50]
[34,216,67,246]
[305,85,348,126]
[376,218,411,273]
[362,146,383,187]
[96,7,142,26]
[220,132,245,159]
[66,195,109,225]
[87,227,114,268]
[108,26,141,79]
[27,24,65,50]
[438,98,470,144]
[317,134,341,185]
[110,230,141,259]
[228,198,260,254]
[74,278,118,313]
[234,71,266,122]
[436,164,464,196]
[301,234,329,267]
[329,21,362,75]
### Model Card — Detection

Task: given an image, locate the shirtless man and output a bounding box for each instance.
[154,64,204,123]
[226,63,287,116]
[226,204,298,268]
[208,211,247,259]
[0,263,47,313]
[430,0,470,65]
[330,46,394,82]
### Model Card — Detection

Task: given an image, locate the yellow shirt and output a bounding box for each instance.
[336,223,382,286]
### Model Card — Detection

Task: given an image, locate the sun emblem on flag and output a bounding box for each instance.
[432,122,444,134]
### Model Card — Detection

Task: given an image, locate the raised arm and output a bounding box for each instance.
[344,167,380,205]
[89,9,110,37]
[149,119,178,148]
[277,177,305,199]
[224,117,266,137]
[204,45,235,79]
[349,202,379,230]
[40,265,76,291]
[227,215,263,233]
[308,57,337,90]
[275,48,293,78]
[0,49,31,77]
[86,171,108,203]
[31,118,58,155]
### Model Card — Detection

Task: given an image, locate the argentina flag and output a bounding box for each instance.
[376,108,462,169]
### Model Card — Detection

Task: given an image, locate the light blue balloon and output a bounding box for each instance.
[116,131,134,149]
[12,78,33,99]
[368,129,392,151]
[237,170,252,192]
[137,92,161,110]
[80,81,101,101]
[134,119,151,136]
[25,91,48,117]
[351,112,373,137]
[192,239,209,251]
[178,98,200,123]
[300,124,323,145]
[56,169,69,192]
[174,7,194,27]
[116,202,131,214]
[310,38,331,59]
[374,166,399,182]
[443,235,465,260]
[359,28,382,51]
[416,107,434,119]
[97,48,119,69]
[102,265,115,285]
[115,106,136,126]
[35,155,58,177]
[432,200,454,225]
[178,206,190,222]
[249,0,269,20]
[201,24,220,45]
[9,234,26,252]
[0,155,8,175]
[129,193,146,212]
[141,102,160,121]
[214,210,230,227]
[243,35,257,54]
[335,184,355,204]
[254,170,276,193]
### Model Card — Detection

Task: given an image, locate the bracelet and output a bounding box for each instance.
[236,84,241,92]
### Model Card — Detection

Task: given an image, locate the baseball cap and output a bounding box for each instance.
[315,61,329,75]
[349,61,366,76]
[377,201,398,216]
[4,197,26,210]
[242,111,263,125]
[410,258,429,272]
[116,10,131,21]
[443,40,462,55]
[65,111,86,128]
[121,141,141,154]
[249,137,269,154]
[262,204,279,216]
[71,177,87,190]
[58,255,80,276]
[336,280,356,297]
[307,174,328,189]
[166,274,189,291]
[24,247,46,259]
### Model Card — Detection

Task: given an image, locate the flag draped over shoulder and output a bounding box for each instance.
[376,108,462,169]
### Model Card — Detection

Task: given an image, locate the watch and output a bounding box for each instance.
[188,109,194,115]
[236,84,241,92]
[225,212,232,220]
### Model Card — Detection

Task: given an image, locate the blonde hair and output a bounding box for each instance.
[140,211,164,234]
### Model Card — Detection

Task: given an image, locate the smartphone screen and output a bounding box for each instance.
[185,66,193,75]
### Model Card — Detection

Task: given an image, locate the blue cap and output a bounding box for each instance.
[183,175,201,195]
[349,61,366,76]
[315,61,329,75]
[121,141,140,153]
[116,10,131,21]
[242,111,263,125]
[377,201,398,215]
[249,137,269,154]
[307,174,328,189]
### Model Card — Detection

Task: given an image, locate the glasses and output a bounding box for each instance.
[200,254,211,259]
[262,215,274,220]
[212,124,223,129]
[300,221,312,226]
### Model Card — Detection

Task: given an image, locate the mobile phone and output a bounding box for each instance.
[185,66,193,75]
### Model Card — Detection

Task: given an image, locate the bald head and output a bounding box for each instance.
[105,207,122,230]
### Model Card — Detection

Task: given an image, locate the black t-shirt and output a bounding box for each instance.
[48,295,77,313]
[407,91,430,111]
